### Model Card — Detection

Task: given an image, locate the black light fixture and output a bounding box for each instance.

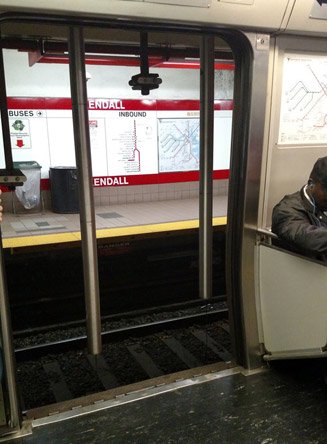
[129,32,162,95]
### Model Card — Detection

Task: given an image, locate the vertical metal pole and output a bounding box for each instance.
[199,35,215,300]
[0,234,20,429]
[140,32,149,76]
[0,36,21,430]
[68,27,102,355]
[0,43,13,170]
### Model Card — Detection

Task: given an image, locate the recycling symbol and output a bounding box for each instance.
[12,120,25,131]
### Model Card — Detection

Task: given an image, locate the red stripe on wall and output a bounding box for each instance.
[155,100,233,111]
[7,97,73,110]
[88,99,156,111]
[92,170,229,187]
[36,55,234,71]
[7,98,233,111]
[4,170,229,193]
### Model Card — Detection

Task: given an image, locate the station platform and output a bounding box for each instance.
[1,196,227,249]
[6,359,327,443]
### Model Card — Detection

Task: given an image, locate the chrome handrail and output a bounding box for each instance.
[256,228,278,239]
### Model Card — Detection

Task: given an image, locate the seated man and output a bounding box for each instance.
[272,156,327,259]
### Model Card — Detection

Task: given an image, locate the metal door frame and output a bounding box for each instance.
[0,12,269,431]
[226,32,270,369]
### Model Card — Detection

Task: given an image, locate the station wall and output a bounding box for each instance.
[1,49,233,210]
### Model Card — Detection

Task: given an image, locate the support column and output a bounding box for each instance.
[68,26,102,355]
[199,35,215,300]
[0,44,21,429]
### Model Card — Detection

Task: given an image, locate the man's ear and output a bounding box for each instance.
[308,179,314,189]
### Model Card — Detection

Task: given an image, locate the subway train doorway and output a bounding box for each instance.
[0,15,259,428]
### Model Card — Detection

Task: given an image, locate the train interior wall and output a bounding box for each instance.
[255,33,327,363]
[261,34,327,228]
[0,9,327,442]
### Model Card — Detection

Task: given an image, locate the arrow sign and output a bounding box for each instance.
[16,139,24,148]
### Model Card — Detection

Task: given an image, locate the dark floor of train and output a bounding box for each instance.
[9,358,327,444]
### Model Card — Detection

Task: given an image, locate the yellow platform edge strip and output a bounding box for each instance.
[2,216,227,249]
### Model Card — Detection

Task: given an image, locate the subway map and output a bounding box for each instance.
[158,118,200,172]
[279,53,327,144]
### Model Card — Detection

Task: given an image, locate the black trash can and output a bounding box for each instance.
[50,167,79,213]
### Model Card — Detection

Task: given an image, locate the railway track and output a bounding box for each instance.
[8,232,229,412]
[15,305,231,411]
[15,303,228,359]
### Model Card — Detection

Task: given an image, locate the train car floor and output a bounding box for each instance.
[5,359,327,443]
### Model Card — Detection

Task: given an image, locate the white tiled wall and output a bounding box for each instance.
[2,179,229,213]
[92,179,229,207]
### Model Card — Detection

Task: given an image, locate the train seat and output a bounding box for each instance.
[256,243,327,360]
